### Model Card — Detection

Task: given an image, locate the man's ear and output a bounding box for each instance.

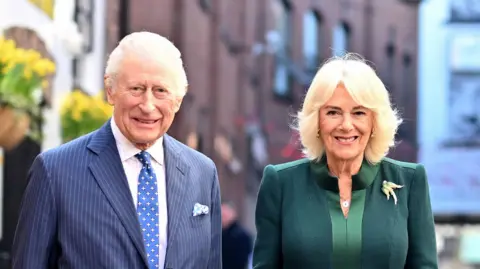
[104,75,115,105]
[173,86,187,113]
[173,97,183,113]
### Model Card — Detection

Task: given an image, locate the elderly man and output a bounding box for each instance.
[12,31,222,269]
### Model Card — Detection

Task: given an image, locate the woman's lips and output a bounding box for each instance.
[334,136,359,145]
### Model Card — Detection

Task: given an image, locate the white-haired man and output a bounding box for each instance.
[12,31,222,269]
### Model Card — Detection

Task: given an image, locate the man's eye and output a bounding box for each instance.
[154,88,168,93]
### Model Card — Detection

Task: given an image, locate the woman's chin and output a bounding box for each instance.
[331,150,363,162]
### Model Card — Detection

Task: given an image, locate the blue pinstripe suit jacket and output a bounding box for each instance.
[11,121,222,269]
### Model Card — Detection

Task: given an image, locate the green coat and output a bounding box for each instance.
[252,157,438,269]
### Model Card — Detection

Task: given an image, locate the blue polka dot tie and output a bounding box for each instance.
[135,151,159,268]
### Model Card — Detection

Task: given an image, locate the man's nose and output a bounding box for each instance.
[139,90,155,113]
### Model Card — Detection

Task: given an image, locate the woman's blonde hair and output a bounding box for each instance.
[294,53,402,164]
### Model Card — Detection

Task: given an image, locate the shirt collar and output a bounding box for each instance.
[310,154,379,192]
[110,118,164,165]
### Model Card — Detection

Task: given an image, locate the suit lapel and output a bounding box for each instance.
[163,134,191,261]
[87,121,148,267]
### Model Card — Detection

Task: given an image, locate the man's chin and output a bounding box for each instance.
[134,143,153,150]
[131,136,161,149]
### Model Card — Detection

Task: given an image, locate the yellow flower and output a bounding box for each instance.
[32,58,56,76]
[25,49,42,63]
[0,36,56,82]
[23,68,32,80]
[61,89,114,142]
[0,39,17,63]
[72,108,82,121]
[61,90,112,121]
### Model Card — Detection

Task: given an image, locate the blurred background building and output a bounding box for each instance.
[0,0,479,268]
[419,0,480,267]
[103,0,421,230]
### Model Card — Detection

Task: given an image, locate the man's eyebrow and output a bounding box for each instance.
[124,81,171,87]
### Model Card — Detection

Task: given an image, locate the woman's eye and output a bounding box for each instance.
[326,111,338,115]
[354,111,366,116]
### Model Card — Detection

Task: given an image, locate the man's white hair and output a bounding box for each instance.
[105,31,188,97]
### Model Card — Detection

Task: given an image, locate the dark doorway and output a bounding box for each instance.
[0,138,41,268]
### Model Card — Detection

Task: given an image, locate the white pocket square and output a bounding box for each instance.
[192,203,209,216]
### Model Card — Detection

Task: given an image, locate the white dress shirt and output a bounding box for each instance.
[111,119,168,268]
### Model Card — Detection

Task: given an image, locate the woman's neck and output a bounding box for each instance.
[326,153,363,177]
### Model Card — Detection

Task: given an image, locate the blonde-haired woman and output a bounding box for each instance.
[252,53,438,269]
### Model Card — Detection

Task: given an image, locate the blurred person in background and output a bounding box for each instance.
[222,201,253,269]
[252,53,438,269]
[11,31,222,269]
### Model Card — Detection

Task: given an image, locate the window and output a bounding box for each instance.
[198,0,211,13]
[446,34,480,147]
[450,0,480,22]
[401,52,412,101]
[271,0,293,99]
[273,64,289,96]
[302,10,323,72]
[75,0,94,53]
[118,0,130,40]
[397,52,412,142]
[384,26,396,92]
[332,22,350,56]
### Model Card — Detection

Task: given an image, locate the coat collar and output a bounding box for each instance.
[310,155,380,192]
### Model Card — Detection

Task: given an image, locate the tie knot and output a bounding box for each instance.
[135,151,152,167]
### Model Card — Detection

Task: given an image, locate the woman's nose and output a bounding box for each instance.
[340,114,354,131]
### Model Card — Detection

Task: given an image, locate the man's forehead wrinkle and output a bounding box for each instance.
[121,76,176,93]
[115,54,184,96]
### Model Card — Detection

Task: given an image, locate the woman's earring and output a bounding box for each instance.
[316,129,321,139]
